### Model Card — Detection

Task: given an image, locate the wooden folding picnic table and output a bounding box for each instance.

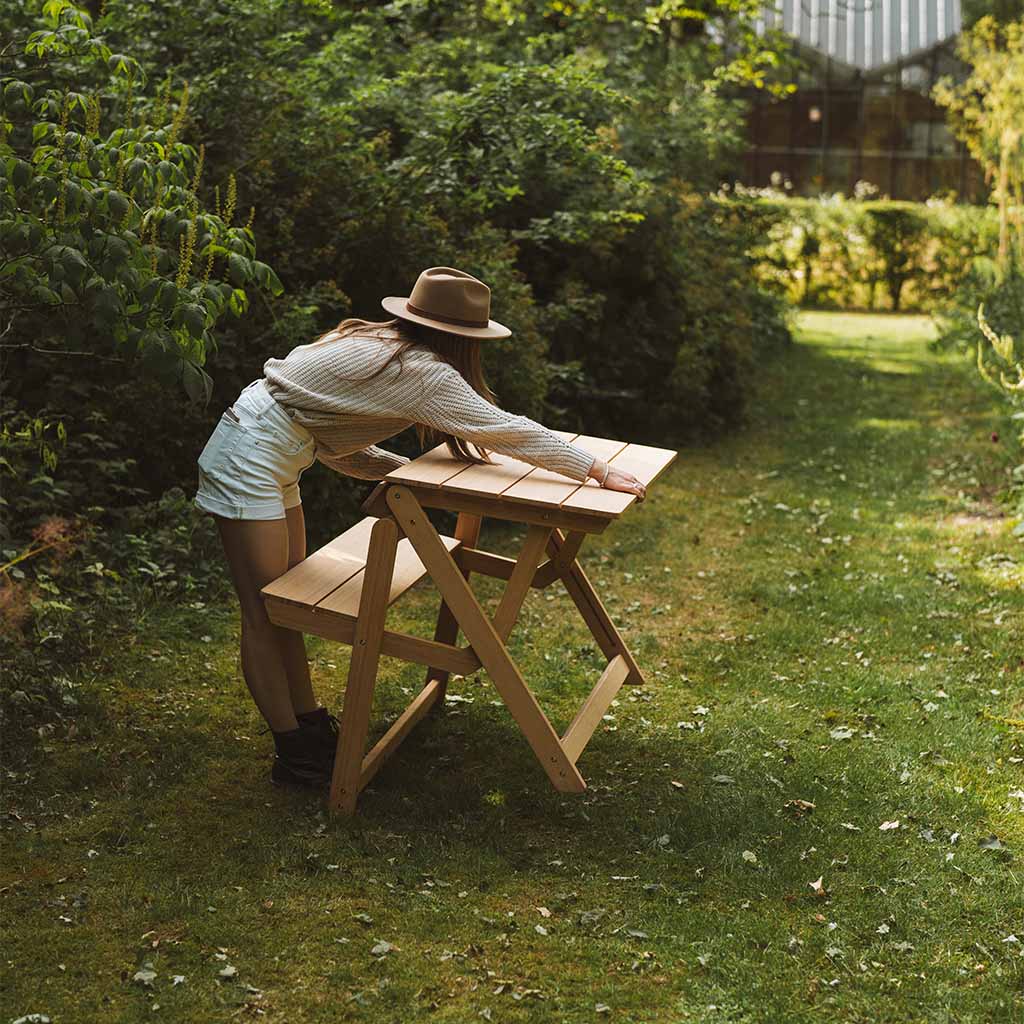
[261,431,677,814]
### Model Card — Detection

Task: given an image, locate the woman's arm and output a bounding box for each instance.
[417,365,597,482]
[415,364,647,499]
[317,444,410,481]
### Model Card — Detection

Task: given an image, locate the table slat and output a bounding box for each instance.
[437,450,543,499]
[501,435,627,507]
[386,442,472,488]
[562,442,676,515]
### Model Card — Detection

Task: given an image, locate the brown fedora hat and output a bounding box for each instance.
[381,266,511,340]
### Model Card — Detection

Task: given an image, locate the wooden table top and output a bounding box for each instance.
[384,431,677,518]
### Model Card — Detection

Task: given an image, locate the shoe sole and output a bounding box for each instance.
[269,766,332,790]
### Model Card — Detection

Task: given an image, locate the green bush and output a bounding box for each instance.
[2,0,794,668]
[726,190,999,312]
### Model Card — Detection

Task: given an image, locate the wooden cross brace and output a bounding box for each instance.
[284,484,647,815]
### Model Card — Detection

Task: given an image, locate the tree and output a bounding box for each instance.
[933,17,1024,273]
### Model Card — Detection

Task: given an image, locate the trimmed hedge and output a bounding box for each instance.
[722,193,999,313]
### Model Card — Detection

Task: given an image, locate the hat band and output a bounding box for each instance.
[405,301,488,329]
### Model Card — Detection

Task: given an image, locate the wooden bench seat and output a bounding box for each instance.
[261,515,460,629]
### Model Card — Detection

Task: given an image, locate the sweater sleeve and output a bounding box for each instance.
[417,364,597,483]
[317,444,410,481]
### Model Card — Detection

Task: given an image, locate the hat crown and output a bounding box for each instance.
[406,267,491,329]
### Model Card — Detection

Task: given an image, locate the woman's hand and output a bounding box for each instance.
[588,458,647,502]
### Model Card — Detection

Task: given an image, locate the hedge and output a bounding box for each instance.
[720,193,999,313]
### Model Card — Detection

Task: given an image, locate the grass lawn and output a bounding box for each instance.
[2,311,1022,1023]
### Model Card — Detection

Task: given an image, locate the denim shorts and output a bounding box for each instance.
[194,379,317,520]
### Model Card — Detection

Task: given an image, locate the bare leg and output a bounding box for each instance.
[281,504,317,715]
[214,514,299,732]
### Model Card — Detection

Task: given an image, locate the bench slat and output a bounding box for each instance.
[316,534,460,618]
[261,517,377,606]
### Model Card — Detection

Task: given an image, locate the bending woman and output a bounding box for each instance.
[193,266,647,789]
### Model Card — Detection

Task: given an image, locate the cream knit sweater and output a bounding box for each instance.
[262,330,598,483]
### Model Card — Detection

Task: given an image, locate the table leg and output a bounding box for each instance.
[328,517,399,815]
[546,529,647,686]
[425,511,482,701]
[492,525,552,641]
[387,486,585,793]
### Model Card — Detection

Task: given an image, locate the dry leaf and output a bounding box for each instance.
[978,835,1007,851]
[785,799,816,815]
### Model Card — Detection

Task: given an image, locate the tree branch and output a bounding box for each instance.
[0,342,124,363]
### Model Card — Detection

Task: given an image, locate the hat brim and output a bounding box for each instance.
[381,296,511,340]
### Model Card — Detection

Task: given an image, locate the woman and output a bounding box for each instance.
[194,266,647,789]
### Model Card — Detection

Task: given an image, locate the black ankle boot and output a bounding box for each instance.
[269,724,332,789]
[295,707,341,768]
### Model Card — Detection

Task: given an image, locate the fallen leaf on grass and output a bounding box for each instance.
[978,835,1007,851]
[879,820,900,831]
[218,965,237,979]
[133,964,157,987]
[785,799,816,815]
[808,876,826,897]
[371,940,398,956]
[742,850,758,864]
[829,727,855,741]
[711,775,734,785]
[536,907,551,918]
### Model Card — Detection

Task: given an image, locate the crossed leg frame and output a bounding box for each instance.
[327,485,646,815]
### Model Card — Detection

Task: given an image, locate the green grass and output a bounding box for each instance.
[3,311,1022,1023]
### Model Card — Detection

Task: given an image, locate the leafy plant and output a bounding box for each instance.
[1,0,283,405]
[933,16,1024,272]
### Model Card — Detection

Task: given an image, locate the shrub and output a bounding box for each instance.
[725,190,999,312]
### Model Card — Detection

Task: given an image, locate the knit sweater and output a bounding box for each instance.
[261,330,598,483]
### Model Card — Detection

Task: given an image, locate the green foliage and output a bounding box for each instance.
[939,269,1024,517]
[962,0,1024,26]
[934,17,1024,271]
[2,0,794,651]
[730,190,999,312]
[0,1,282,407]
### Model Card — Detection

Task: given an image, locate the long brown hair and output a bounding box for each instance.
[312,315,499,465]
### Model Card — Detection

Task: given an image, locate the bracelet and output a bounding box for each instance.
[598,460,611,486]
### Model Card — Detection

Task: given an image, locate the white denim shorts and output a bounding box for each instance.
[194,379,317,520]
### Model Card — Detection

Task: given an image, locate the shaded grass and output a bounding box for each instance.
[2,311,1022,1023]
